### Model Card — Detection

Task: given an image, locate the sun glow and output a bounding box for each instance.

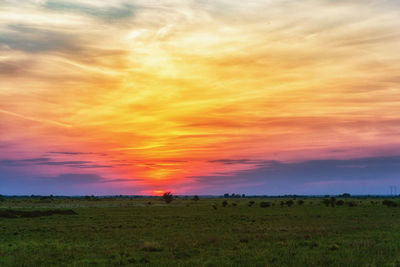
[151,190,166,196]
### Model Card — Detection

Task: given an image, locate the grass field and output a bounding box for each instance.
[1,197,400,266]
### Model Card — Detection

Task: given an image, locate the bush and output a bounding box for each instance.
[248,201,255,207]
[297,199,305,205]
[322,198,336,207]
[222,200,228,207]
[192,195,200,201]
[232,203,237,207]
[330,197,336,207]
[383,199,398,207]
[336,200,345,206]
[286,200,294,207]
[0,196,5,202]
[345,201,357,207]
[162,192,174,204]
[260,201,271,208]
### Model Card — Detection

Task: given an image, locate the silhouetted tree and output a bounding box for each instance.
[192,195,200,201]
[162,192,174,204]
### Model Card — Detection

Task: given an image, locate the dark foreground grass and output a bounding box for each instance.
[1,198,400,266]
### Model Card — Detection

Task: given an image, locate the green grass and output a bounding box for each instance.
[1,198,400,266]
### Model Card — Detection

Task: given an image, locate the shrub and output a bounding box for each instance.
[232,203,237,207]
[162,192,174,204]
[383,199,398,207]
[222,200,228,207]
[336,200,345,206]
[248,201,255,207]
[297,200,305,205]
[212,204,217,210]
[40,196,53,201]
[0,196,5,202]
[286,200,294,207]
[330,197,336,207]
[322,199,336,207]
[345,201,357,207]
[260,201,271,208]
[192,195,200,201]
[321,198,336,207]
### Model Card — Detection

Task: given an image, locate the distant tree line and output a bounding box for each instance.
[223,193,246,198]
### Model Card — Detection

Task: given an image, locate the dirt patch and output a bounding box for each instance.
[0,209,77,218]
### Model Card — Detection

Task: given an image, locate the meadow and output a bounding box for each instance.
[1,196,400,266]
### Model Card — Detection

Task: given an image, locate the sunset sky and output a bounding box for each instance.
[1,0,400,195]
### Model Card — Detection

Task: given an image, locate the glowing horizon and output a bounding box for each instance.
[1,0,400,195]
